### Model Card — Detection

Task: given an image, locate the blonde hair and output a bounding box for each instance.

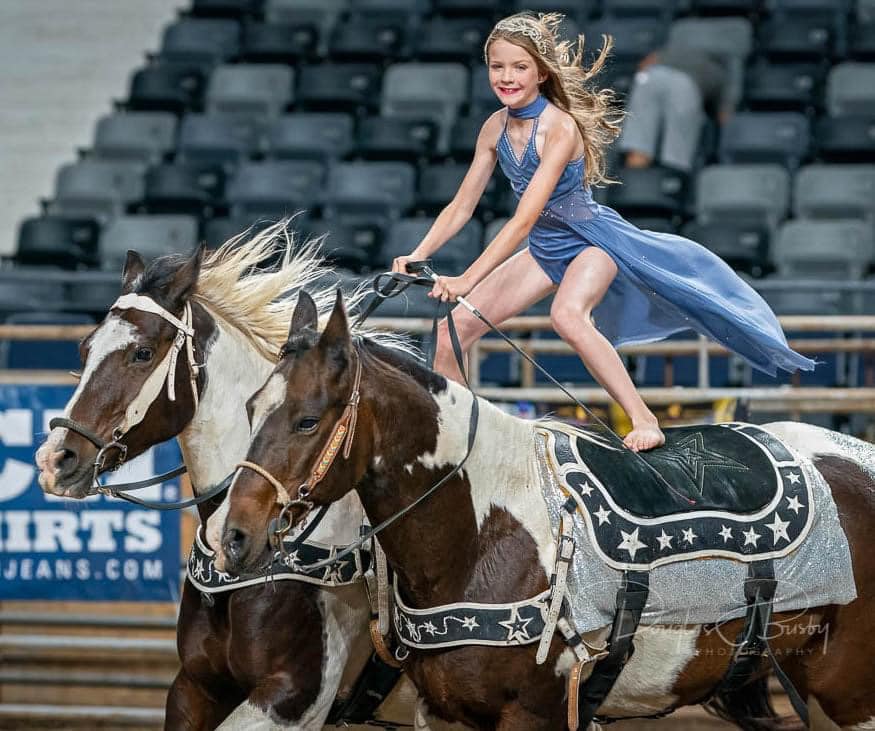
[485,12,624,186]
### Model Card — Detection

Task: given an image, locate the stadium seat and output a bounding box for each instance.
[509,0,594,24]
[324,162,417,225]
[744,62,824,113]
[348,0,431,16]
[433,0,503,17]
[758,276,850,315]
[355,116,437,162]
[772,219,874,279]
[417,163,501,215]
[92,112,177,163]
[584,19,669,62]
[692,0,758,13]
[296,64,383,113]
[241,21,319,63]
[266,113,354,161]
[793,164,875,220]
[177,113,260,167]
[718,112,811,169]
[330,15,409,61]
[625,217,678,234]
[381,63,469,155]
[205,64,294,121]
[143,161,226,216]
[49,160,145,221]
[158,18,241,69]
[16,216,101,270]
[264,0,347,55]
[413,18,491,63]
[696,164,791,230]
[849,21,875,60]
[668,17,753,110]
[826,63,875,116]
[382,217,482,273]
[0,312,95,370]
[0,274,68,316]
[814,115,875,162]
[449,113,489,160]
[127,62,207,114]
[225,160,326,217]
[602,0,687,19]
[681,220,770,276]
[305,220,380,272]
[757,17,839,60]
[606,167,690,219]
[202,215,303,249]
[99,215,200,272]
[862,0,875,22]
[190,0,261,18]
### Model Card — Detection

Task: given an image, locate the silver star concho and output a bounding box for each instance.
[498,607,534,643]
[617,528,647,559]
[594,505,612,526]
[786,472,801,485]
[719,525,733,543]
[765,513,791,545]
[656,530,673,551]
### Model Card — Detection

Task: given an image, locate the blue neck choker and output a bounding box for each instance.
[507,94,547,119]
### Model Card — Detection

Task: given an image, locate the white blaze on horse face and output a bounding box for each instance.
[599,625,700,716]
[409,382,556,577]
[249,372,289,436]
[35,315,138,487]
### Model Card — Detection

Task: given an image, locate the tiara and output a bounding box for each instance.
[489,17,552,57]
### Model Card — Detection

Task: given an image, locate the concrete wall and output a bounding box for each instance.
[0,0,181,257]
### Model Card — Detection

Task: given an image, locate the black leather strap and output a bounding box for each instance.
[578,571,650,728]
[326,653,406,727]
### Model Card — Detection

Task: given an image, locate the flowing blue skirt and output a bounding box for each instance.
[528,205,815,377]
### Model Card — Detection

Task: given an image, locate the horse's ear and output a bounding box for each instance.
[121,250,146,293]
[165,244,205,308]
[288,291,319,340]
[317,289,350,363]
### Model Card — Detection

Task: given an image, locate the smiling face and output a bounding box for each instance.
[487,38,546,108]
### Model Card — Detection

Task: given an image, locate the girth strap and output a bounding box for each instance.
[714,560,810,727]
[576,571,650,729]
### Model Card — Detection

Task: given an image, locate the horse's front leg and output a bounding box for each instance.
[165,669,242,731]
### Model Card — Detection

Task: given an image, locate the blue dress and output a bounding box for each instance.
[496,111,815,376]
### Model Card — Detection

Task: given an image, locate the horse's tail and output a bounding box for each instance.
[704,675,789,730]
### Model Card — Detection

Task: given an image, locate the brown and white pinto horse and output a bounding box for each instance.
[34,228,411,730]
[214,291,875,731]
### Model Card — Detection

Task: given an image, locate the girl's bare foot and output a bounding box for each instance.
[623,420,665,452]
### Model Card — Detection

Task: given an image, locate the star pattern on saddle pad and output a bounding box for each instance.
[652,432,748,497]
[765,513,791,545]
[786,495,804,514]
[656,529,674,550]
[499,607,535,643]
[617,528,647,559]
[719,525,733,543]
[743,526,761,547]
[321,548,349,584]
[461,616,479,631]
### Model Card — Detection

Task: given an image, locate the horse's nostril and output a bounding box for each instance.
[224,527,247,560]
[57,448,79,477]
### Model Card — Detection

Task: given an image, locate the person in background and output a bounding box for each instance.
[619,44,730,172]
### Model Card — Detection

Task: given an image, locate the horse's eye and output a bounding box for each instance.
[134,347,154,363]
[297,417,319,433]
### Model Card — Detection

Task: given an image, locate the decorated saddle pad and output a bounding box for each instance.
[543,423,813,571]
[535,421,857,631]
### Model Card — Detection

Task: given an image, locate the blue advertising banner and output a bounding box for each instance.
[0,385,181,601]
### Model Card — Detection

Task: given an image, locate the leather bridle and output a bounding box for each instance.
[49,293,202,505]
[235,351,363,556]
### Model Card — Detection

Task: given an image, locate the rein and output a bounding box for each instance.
[49,294,213,511]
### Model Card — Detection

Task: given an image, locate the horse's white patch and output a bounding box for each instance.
[249,372,288,436]
[35,316,138,489]
[849,718,875,730]
[214,701,282,730]
[598,626,700,717]
[412,383,556,576]
[763,421,875,481]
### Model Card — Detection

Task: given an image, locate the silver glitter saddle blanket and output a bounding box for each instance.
[542,423,814,571]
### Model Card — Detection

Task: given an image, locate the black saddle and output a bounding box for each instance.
[544,423,813,570]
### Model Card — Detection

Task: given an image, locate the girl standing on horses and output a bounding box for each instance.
[392,12,814,451]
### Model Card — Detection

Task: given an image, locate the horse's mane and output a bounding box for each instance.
[187,219,415,362]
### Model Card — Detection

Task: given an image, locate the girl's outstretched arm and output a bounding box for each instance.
[392,112,502,274]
